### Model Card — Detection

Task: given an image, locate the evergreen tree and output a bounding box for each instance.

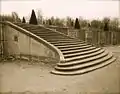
[71,21,74,27]
[48,19,52,25]
[74,18,80,29]
[22,17,26,23]
[29,9,38,25]
[88,23,91,27]
[104,22,109,31]
[103,17,110,31]
[43,21,45,24]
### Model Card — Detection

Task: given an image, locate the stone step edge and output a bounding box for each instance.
[51,57,116,75]
[58,50,108,66]
[62,47,96,54]
[60,45,92,51]
[55,54,113,71]
[64,48,101,58]
[65,49,105,62]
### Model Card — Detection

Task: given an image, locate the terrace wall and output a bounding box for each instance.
[47,25,120,46]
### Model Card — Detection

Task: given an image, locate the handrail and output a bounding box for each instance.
[1,21,65,63]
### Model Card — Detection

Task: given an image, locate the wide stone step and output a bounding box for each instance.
[36,33,64,37]
[28,28,45,31]
[22,27,44,30]
[40,36,67,39]
[37,34,64,38]
[34,33,59,36]
[31,29,53,32]
[50,41,85,45]
[55,53,113,71]
[58,51,108,67]
[48,39,83,43]
[65,49,105,62]
[60,45,92,51]
[55,43,88,48]
[18,25,46,32]
[22,26,32,29]
[19,24,38,27]
[32,32,58,36]
[51,57,116,75]
[45,38,75,42]
[52,41,85,46]
[16,23,30,26]
[16,23,45,32]
[64,48,101,58]
[62,46,96,54]
[20,26,39,30]
[29,30,50,33]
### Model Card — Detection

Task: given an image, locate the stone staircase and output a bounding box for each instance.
[15,23,116,75]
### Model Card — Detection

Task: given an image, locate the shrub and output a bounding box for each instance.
[74,18,80,29]
[22,17,26,23]
[29,9,38,25]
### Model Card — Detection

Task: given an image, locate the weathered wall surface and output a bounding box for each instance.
[68,29,85,41]
[2,24,59,62]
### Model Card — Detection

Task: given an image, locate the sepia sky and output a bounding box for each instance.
[0,0,120,20]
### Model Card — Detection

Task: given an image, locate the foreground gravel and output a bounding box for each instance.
[0,46,120,94]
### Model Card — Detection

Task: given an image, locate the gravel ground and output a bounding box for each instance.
[0,46,120,94]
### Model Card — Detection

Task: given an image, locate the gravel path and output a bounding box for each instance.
[0,46,120,94]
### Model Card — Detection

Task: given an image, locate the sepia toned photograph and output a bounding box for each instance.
[0,0,120,94]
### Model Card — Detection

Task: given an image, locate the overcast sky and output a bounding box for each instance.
[1,0,120,20]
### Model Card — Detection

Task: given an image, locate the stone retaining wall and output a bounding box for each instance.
[1,23,59,63]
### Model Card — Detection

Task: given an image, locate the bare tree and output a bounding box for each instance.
[37,9,43,24]
[109,18,119,31]
[66,16,74,27]
[91,20,102,29]
[50,16,55,25]
[12,12,21,22]
[54,17,65,27]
